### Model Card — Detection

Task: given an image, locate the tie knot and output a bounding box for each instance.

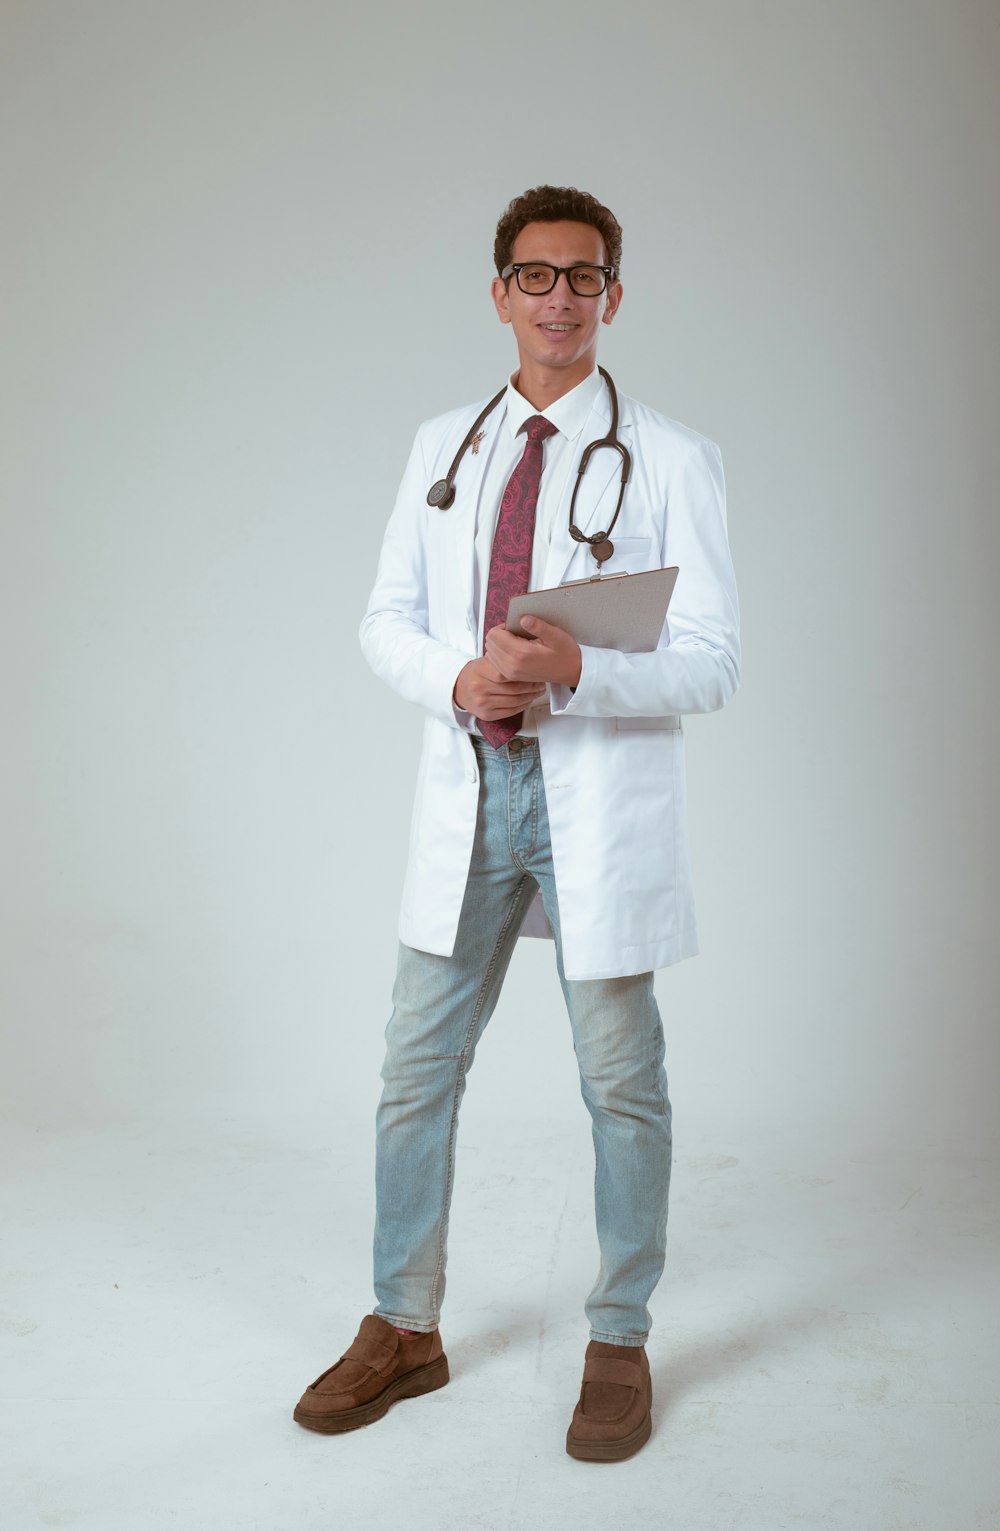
[522,415,557,445]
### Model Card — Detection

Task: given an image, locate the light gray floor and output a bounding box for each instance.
[3,1103,997,1531]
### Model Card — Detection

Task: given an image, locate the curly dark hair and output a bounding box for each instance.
[494,185,622,279]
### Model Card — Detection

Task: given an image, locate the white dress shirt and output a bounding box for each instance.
[468,366,604,737]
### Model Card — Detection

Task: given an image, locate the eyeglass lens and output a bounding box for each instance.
[517,264,608,295]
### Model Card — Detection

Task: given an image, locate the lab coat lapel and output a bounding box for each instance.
[446,404,505,616]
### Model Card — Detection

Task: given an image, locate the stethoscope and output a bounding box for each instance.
[426,365,631,569]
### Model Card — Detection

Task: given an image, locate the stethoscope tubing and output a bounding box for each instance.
[426,368,631,566]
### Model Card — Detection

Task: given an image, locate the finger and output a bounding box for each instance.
[520,615,564,641]
[487,626,535,652]
[484,625,521,659]
[486,636,543,682]
[484,644,523,681]
[482,688,545,710]
[484,629,521,658]
[486,682,545,702]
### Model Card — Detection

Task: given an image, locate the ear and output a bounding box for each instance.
[492,274,512,325]
[601,279,623,325]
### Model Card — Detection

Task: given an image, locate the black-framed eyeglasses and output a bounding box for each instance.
[501,262,615,296]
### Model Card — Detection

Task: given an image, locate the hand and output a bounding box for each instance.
[484,616,582,689]
[453,655,547,721]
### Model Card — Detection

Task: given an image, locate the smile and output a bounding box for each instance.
[539,323,578,332]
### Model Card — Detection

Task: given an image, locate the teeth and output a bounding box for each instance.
[543,324,574,331]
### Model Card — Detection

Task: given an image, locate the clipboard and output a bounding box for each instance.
[506,566,679,653]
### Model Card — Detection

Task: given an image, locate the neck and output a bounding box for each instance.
[513,357,597,411]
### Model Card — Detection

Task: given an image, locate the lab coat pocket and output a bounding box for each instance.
[605,535,652,572]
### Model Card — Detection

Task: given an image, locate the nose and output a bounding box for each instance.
[547,270,576,301]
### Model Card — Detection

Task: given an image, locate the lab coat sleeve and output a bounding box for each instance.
[358,427,473,729]
[548,438,741,718]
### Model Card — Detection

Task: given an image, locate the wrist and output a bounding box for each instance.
[453,661,471,709]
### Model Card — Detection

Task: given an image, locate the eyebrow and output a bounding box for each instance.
[515,257,603,266]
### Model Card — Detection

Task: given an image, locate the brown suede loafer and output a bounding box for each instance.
[565,1339,653,1461]
[293,1314,449,1434]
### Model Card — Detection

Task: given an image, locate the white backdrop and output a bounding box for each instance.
[2,0,997,1160]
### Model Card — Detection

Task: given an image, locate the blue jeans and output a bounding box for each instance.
[372,735,672,1345]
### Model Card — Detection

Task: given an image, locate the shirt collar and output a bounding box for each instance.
[502,367,603,443]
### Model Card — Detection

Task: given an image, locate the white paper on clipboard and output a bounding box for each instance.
[506,566,679,653]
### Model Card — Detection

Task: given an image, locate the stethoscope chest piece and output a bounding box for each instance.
[427,479,455,508]
[425,384,507,513]
[571,523,615,562]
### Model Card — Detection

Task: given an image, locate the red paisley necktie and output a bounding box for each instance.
[477,414,558,748]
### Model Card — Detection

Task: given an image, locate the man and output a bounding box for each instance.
[294,186,740,1461]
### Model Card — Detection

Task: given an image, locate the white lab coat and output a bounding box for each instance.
[359,383,740,980]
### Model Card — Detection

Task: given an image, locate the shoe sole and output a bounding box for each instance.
[565,1377,653,1462]
[293,1353,450,1434]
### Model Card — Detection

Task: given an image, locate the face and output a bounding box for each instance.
[491,220,622,389]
